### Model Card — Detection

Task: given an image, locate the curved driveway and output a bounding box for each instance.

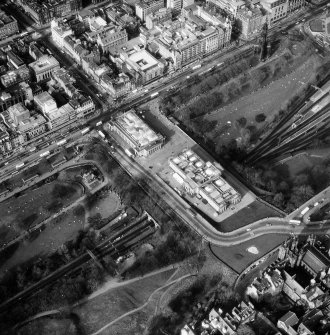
[110,144,330,246]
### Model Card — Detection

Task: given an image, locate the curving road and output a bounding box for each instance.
[107,141,330,246]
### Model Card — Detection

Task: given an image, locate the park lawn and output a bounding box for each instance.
[88,191,121,219]
[212,200,283,232]
[17,317,77,335]
[0,204,86,272]
[74,269,176,334]
[204,55,320,147]
[0,180,83,246]
[309,19,324,32]
[210,233,288,274]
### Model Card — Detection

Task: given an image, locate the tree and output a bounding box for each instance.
[235,117,247,130]
[237,324,256,335]
[290,185,315,207]
[88,213,102,228]
[293,174,309,186]
[73,204,85,217]
[273,192,284,208]
[255,113,266,123]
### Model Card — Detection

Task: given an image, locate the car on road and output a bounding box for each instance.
[246,228,251,232]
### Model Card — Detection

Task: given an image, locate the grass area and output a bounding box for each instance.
[210,233,288,273]
[73,269,176,334]
[88,191,121,219]
[309,19,324,32]
[205,55,320,147]
[0,204,86,272]
[0,180,83,246]
[212,200,283,232]
[159,32,321,149]
[17,317,77,335]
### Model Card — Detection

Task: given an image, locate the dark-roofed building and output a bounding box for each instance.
[277,311,299,335]
[17,0,82,26]
[7,51,24,69]
[0,9,19,40]
[29,42,45,60]
[302,246,330,276]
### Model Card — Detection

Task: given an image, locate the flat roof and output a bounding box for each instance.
[112,109,164,149]
[128,49,159,71]
[170,149,222,186]
[34,91,57,106]
[29,55,59,73]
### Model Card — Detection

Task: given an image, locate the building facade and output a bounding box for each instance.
[0,10,19,40]
[288,0,305,13]
[96,26,128,53]
[205,0,244,17]
[7,103,47,140]
[153,9,231,69]
[146,8,172,29]
[0,66,30,88]
[237,5,267,40]
[17,0,82,26]
[120,48,164,85]
[51,19,74,48]
[135,0,165,22]
[260,0,288,25]
[167,0,183,15]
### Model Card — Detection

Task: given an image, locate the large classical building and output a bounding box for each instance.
[169,149,241,213]
[17,0,82,26]
[29,55,60,82]
[7,103,47,140]
[0,10,19,40]
[135,0,165,22]
[108,109,165,157]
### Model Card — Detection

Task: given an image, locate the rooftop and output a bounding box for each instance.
[18,114,47,132]
[112,109,164,149]
[47,103,74,120]
[170,149,222,186]
[29,55,60,73]
[34,91,57,112]
[302,246,330,274]
[127,49,159,71]
[0,9,15,27]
